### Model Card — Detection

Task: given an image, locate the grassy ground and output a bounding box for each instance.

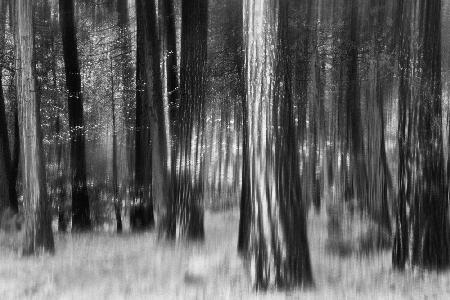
[1,209,450,299]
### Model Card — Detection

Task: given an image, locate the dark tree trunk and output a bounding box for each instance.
[17,0,54,255]
[240,0,313,289]
[0,0,18,214]
[393,0,450,270]
[59,0,91,231]
[166,0,208,240]
[110,60,122,233]
[345,0,368,209]
[132,0,155,231]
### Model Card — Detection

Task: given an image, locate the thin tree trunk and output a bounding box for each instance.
[110,59,122,233]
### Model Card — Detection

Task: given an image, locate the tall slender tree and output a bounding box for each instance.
[240,0,313,289]
[16,0,54,254]
[59,0,91,231]
[0,0,18,214]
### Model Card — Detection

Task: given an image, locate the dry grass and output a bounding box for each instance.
[0,209,450,299]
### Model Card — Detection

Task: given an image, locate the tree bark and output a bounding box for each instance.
[165,0,208,240]
[16,0,54,255]
[59,0,91,231]
[393,0,450,270]
[240,0,313,289]
[0,0,18,214]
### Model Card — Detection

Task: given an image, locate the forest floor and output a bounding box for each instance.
[1,209,450,299]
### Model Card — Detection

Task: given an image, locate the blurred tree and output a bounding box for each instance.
[16,0,54,255]
[393,0,450,270]
[0,0,18,214]
[240,0,313,289]
[165,0,209,240]
[59,0,91,231]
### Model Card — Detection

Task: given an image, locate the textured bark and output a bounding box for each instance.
[135,0,170,232]
[59,0,91,231]
[0,0,18,214]
[241,0,313,289]
[17,0,54,255]
[393,0,450,270]
[0,0,11,214]
[366,0,392,236]
[166,0,208,240]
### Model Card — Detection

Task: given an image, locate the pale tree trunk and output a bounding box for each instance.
[240,0,313,289]
[16,0,54,255]
[116,0,133,202]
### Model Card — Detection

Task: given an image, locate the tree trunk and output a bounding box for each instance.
[366,0,392,236]
[59,0,91,231]
[110,59,122,233]
[135,0,171,232]
[132,0,155,231]
[240,0,313,289]
[0,0,11,214]
[116,0,133,202]
[16,0,54,255]
[166,0,208,240]
[159,0,179,138]
[393,0,450,270]
[0,0,18,214]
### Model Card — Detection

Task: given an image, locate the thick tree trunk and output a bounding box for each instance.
[393,0,450,270]
[166,0,208,240]
[135,0,170,232]
[59,0,91,231]
[240,0,313,289]
[16,0,54,255]
[132,0,155,231]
